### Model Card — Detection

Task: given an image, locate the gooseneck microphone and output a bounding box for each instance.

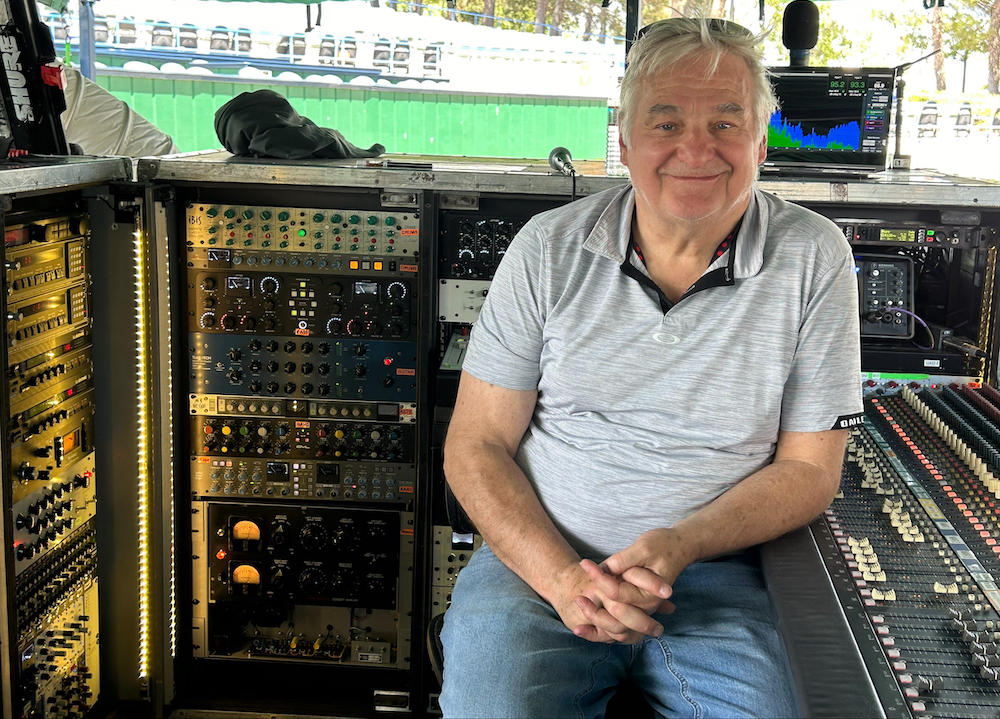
[782,0,819,67]
[548,147,575,177]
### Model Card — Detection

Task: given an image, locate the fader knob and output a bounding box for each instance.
[298,523,327,550]
[201,277,216,290]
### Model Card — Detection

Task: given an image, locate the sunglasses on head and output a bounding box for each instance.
[635,17,754,42]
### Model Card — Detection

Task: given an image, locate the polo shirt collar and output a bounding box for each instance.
[583,185,769,281]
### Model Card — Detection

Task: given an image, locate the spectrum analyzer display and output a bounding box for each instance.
[766,68,895,170]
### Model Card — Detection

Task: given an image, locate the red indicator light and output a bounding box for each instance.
[383,358,393,366]
[67,389,74,396]
[216,549,227,560]
[247,233,253,239]
[63,344,71,351]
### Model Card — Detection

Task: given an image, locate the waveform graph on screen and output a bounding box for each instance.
[768,110,861,152]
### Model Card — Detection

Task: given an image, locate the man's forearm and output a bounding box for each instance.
[443,436,581,604]
[670,456,841,562]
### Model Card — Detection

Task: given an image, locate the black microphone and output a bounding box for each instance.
[782,0,819,67]
[548,147,575,176]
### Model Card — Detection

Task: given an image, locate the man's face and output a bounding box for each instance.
[620,51,767,231]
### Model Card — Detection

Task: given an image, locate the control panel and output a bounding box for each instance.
[184,198,423,680]
[837,219,985,248]
[856,254,915,339]
[5,209,100,717]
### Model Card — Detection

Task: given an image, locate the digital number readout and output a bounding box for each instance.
[879,229,917,243]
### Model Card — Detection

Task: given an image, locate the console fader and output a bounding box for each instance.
[815,383,1000,718]
[185,199,422,680]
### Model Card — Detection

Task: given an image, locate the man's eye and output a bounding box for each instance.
[716,122,733,130]
[658,123,676,131]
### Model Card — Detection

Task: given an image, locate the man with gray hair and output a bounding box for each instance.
[440,17,862,718]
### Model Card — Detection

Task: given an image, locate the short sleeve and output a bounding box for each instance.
[780,251,864,432]
[461,220,547,390]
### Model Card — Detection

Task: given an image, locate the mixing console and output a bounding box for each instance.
[817,383,1000,718]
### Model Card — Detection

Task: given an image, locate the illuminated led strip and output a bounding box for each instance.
[164,234,176,659]
[134,230,151,678]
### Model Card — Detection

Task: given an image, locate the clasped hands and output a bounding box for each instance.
[559,528,695,645]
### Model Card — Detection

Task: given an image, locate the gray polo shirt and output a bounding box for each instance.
[462,184,863,560]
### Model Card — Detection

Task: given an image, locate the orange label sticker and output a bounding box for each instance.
[969,382,983,388]
[396,368,416,376]
[401,527,414,535]
[401,229,419,236]
[399,407,415,416]
[400,264,418,273]
[294,328,311,337]
[198,457,211,463]
[400,486,414,493]
[295,421,310,428]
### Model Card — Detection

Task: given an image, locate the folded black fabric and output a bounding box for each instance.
[215,89,385,160]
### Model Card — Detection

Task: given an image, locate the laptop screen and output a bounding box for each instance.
[765,67,895,170]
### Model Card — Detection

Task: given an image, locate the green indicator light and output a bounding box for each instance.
[298,229,307,237]
[927,230,935,236]
[240,426,249,435]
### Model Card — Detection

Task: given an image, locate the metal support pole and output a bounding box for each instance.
[624,0,641,56]
[79,0,96,80]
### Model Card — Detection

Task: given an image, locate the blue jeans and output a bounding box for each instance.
[440,546,797,719]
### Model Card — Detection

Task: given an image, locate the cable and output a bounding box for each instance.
[892,307,935,350]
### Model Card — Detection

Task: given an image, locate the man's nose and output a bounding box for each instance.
[675,127,715,165]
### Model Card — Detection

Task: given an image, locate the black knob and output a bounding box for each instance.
[330,283,343,295]
[261,278,278,294]
[283,362,296,374]
[318,364,330,376]
[299,524,326,550]
[283,382,296,394]
[249,339,262,352]
[262,318,276,331]
[298,568,327,595]
[242,316,257,331]
[249,360,261,372]
[284,341,296,353]
[383,377,395,388]
[318,384,330,396]
[221,315,236,330]
[354,344,367,356]
[270,568,287,589]
[271,524,287,546]
[354,365,367,377]
[17,463,36,481]
[301,383,313,395]
[203,297,216,309]
[266,361,279,372]
[228,348,242,361]
[318,343,330,355]
[227,369,243,383]
[266,340,279,352]
[301,363,313,374]
[248,381,262,393]
[301,342,313,353]
[266,382,279,394]
[201,277,216,290]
